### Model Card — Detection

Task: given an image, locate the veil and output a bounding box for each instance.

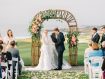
[40,31,54,45]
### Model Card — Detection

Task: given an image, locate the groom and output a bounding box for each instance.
[51,28,65,70]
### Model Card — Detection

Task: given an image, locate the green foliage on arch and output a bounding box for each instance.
[28,10,57,42]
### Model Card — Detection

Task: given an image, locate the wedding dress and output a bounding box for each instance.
[25,33,71,71]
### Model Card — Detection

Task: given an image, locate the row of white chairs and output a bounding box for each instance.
[84,56,103,79]
[1,57,18,79]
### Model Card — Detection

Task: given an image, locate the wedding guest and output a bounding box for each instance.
[88,42,103,57]
[8,41,22,79]
[88,42,103,67]
[101,41,105,79]
[91,27,100,43]
[4,29,15,51]
[101,26,105,44]
[0,44,12,72]
[101,41,105,56]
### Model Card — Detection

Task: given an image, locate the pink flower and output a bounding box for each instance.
[71,35,77,46]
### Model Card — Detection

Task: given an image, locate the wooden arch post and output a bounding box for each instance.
[29,9,78,66]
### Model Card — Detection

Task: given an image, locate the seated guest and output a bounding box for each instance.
[91,27,100,43]
[88,42,103,67]
[0,44,12,76]
[8,41,22,78]
[1,51,12,71]
[88,42,103,57]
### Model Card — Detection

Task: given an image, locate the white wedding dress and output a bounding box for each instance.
[25,33,71,71]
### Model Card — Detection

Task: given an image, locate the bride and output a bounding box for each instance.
[25,30,71,71]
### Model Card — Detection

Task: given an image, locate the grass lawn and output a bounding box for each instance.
[17,40,88,79]
[17,41,88,66]
[18,71,88,79]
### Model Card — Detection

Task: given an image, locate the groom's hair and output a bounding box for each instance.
[54,28,59,32]
[92,27,97,31]
[102,25,105,29]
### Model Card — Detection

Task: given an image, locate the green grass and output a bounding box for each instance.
[17,41,31,66]
[17,41,88,79]
[18,71,88,79]
[17,41,88,66]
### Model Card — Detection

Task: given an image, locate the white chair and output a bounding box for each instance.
[1,62,8,79]
[12,57,18,79]
[88,56,103,79]
[84,57,89,74]
[7,60,13,79]
[20,58,25,71]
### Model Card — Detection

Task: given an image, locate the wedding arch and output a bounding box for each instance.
[29,9,79,66]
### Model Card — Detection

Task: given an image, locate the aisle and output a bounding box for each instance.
[19,66,88,79]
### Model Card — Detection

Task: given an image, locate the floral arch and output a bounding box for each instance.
[29,9,79,66]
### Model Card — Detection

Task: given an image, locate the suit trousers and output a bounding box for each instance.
[58,51,64,69]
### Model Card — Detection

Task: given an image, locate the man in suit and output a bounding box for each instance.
[101,26,105,43]
[91,27,100,43]
[51,28,65,70]
[8,41,22,79]
[100,26,105,56]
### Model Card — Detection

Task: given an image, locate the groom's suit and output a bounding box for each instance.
[51,32,65,69]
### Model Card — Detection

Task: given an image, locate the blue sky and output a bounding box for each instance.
[0,0,105,37]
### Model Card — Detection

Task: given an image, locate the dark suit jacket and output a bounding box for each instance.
[51,33,57,43]
[92,33,100,43]
[101,33,105,43]
[51,32,65,53]
[0,51,12,70]
[1,51,12,62]
[8,48,21,69]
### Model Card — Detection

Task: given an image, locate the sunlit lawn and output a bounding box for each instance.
[18,71,88,79]
[17,41,88,66]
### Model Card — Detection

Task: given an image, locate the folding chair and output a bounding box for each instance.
[84,57,89,74]
[1,62,8,79]
[7,60,12,79]
[12,57,18,79]
[88,56,103,79]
